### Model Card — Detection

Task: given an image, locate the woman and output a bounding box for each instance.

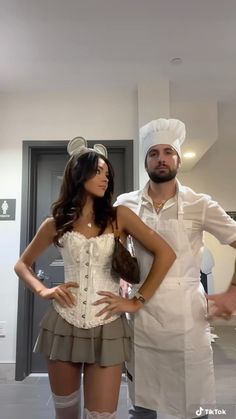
[14,137,175,419]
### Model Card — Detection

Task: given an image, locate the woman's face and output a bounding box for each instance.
[84,158,109,197]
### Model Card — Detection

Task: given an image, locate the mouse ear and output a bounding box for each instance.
[94,144,108,158]
[67,137,88,156]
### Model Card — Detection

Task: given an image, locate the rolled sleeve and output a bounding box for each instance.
[203,199,236,245]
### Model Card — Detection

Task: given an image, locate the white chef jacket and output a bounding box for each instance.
[116,179,236,267]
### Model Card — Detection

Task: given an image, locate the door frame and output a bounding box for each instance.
[15,139,133,380]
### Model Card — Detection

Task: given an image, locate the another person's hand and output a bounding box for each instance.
[93,291,142,319]
[38,282,79,307]
[207,286,236,319]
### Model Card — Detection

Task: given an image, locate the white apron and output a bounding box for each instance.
[127,195,215,419]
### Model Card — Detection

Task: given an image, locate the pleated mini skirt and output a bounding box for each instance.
[34,306,131,366]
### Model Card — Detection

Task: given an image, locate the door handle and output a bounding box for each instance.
[37,269,50,282]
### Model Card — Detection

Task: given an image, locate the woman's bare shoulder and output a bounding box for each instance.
[116,205,140,231]
[116,204,135,217]
[38,216,57,237]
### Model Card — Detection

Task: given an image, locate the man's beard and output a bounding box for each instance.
[147,167,178,183]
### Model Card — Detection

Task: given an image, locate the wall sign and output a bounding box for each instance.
[0,199,16,220]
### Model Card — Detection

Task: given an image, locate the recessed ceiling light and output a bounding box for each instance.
[170,57,183,65]
[183,152,196,159]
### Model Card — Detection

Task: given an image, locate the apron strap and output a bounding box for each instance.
[111,210,120,239]
[177,194,184,222]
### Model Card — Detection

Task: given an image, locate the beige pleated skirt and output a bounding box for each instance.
[34,306,131,366]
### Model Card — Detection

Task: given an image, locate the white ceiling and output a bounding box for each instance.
[1,0,236,101]
[1,0,236,171]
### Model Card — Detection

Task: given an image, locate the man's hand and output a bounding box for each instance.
[207,286,236,318]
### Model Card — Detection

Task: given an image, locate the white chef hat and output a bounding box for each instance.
[140,118,186,159]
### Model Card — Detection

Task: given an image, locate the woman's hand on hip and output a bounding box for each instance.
[38,282,79,307]
[93,291,142,319]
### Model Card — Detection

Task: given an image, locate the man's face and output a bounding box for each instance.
[145,144,180,183]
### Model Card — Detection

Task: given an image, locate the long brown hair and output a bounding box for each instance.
[52,151,116,245]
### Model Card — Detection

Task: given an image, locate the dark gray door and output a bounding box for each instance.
[30,143,133,372]
[31,153,68,372]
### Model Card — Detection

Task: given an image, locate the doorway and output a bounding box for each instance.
[15,140,134,380]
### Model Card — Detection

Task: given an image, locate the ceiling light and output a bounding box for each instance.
[183,152,196,159]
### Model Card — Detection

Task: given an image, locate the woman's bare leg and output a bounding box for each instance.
[48,359,83,419]
[48,359,82,395]
[83,362,122,417]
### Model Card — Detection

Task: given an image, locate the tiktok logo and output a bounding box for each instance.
[196,407,204,417]
[195,406,227,416]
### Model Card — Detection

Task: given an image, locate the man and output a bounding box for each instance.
[115,118,236,419]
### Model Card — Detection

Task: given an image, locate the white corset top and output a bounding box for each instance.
[53,231,120,329]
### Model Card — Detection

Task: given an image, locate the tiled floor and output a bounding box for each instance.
[0,326,236,419]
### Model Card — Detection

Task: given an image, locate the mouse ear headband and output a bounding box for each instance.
[67,137,108,158]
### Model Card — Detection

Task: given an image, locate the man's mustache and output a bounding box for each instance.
[155,164,169,169]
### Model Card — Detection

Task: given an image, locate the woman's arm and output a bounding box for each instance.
[118,205,176,301]
[14,218,78,307]
[94,205,176,317]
